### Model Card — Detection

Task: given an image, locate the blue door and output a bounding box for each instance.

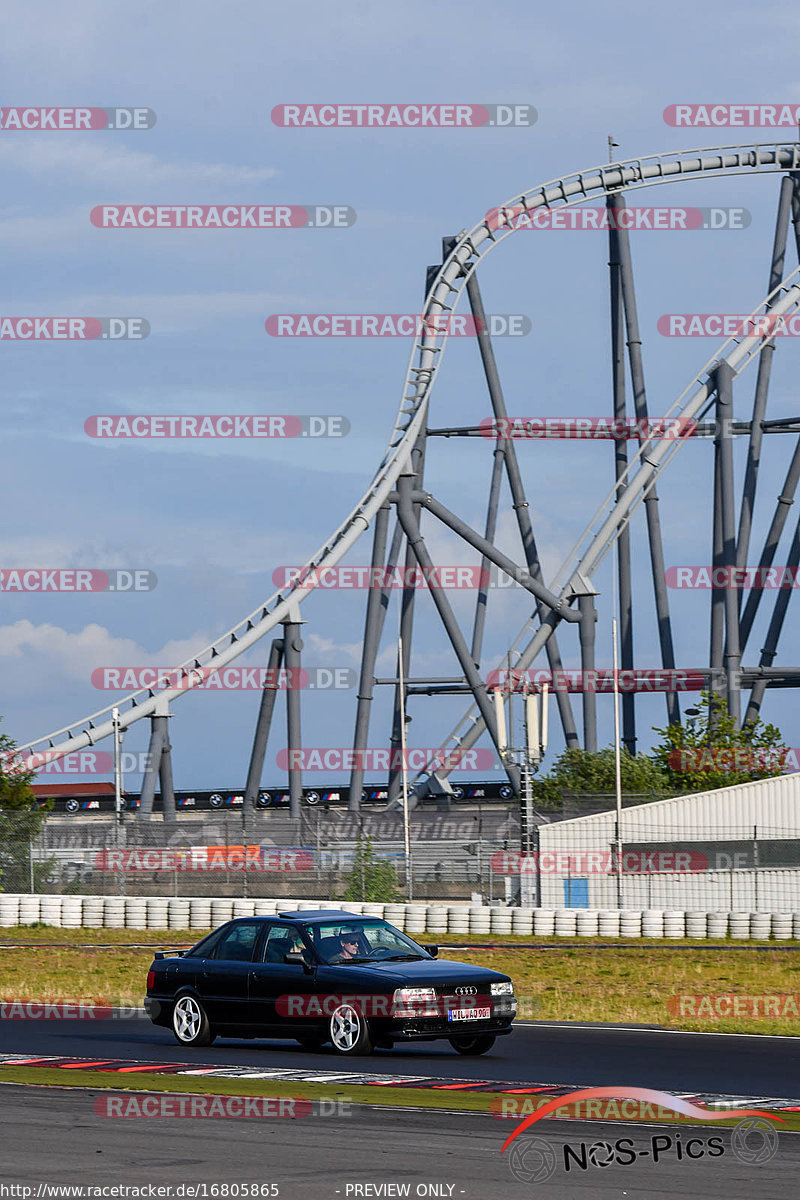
[564,878,589,908]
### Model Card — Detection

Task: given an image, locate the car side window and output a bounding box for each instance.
[212,921,261,962]
[184,927,225,958]
[261,923,307,964]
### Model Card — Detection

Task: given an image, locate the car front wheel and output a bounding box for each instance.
[328,1003,373,1055]
[172,994,215,1047]
[449,1034,496,1056]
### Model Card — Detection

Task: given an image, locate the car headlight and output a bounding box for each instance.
[392,986,439,1017]
[491,981,514,996]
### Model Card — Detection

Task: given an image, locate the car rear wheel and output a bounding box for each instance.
[328,1003,373,1055]
[172,994,215,1047]
[448,1034,496,1056]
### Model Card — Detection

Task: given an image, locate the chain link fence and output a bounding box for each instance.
[1,804,798,911]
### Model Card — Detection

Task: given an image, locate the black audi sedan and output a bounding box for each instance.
[145,910,516,1056]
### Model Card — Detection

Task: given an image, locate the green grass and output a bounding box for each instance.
[1,926,798,1034]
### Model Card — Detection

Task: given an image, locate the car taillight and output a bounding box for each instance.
[146,970,155,991]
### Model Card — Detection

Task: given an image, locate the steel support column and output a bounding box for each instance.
[388,436,425,804]
[578,594,598,751]
[608,195,635,751]
[283,613,304,819]
[137,699,171,820]
[158,720,176,827]
[396,472,521,795]
[739,435,800,652]
[611,191,679,726]
[710,442,725,681]
[745,514,800,725]
[470,439,505,667]
[349,504,391,810]
[464,263,579,746]
[243,637,284,829]
[408,490,581,621]
[737,176,793,578]
[715,362,741,723]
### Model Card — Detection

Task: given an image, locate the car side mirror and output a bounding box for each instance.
[284,951,312,973]
[424,944,439,958]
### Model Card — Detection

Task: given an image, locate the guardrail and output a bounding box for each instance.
[0,894,797,939]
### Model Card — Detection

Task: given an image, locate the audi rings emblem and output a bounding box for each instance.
[455,986,478,996]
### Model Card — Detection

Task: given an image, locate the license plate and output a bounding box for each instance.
[448,1007,491,1021]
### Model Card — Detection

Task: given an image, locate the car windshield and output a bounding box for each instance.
[306,919,431,965]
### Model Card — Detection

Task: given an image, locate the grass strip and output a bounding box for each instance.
[2,927,800,1035]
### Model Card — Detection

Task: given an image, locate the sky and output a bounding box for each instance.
[2,0,800,794]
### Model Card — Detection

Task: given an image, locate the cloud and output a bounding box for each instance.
[0,139,278,188]
[0,619,208,685]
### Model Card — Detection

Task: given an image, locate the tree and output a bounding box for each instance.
[651,691,788,793]
[340,836,399,902]
[0,725,53,893]
[531,745,672,808]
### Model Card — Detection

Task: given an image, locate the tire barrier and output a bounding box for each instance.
[2,894,800,938]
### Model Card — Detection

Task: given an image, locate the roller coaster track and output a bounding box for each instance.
[19,142,800,772]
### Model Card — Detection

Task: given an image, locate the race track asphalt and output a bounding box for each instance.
[1,1017,799,1097]
[0,1084,797,1199]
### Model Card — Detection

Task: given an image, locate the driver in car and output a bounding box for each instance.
[332,929,362,961]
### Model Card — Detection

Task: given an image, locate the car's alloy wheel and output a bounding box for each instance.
[328,1003,373,1055]
[172,994,214,1046]
[448,1034,496,1056]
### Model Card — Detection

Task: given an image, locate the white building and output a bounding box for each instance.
[519,773,800,911]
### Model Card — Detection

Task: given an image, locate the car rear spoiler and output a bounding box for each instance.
[153,949,187,959]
